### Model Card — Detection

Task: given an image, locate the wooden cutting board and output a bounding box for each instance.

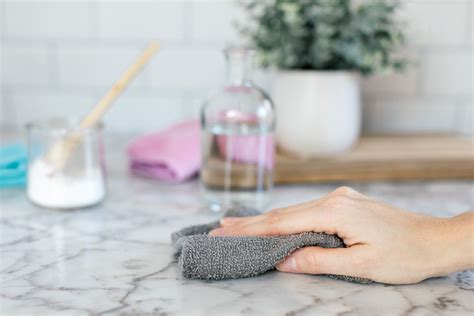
[275,135,474,183]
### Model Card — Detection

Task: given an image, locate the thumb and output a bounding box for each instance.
[276,246,364,277]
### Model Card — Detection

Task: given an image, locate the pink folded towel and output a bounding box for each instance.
[127,120,201,182]
[217,134,274,170]
[128,117,275,183]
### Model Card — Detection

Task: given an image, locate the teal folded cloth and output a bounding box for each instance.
[0,143,27,188]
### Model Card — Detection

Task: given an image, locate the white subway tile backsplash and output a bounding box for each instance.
[360,68,419,97]
[191,1,244,43]
[455,100,473,137]
[97,2,185,41]
[368,97,457,134]
[360,48,420,97]
[7,90,97,128]
[0,31,5,130]
[104,92,183,133]
[0,2,5,39]
[0,90,6,131]
[469,0,474,46]
[421,50,473,97]
[4,2,91,40]
[183,95,205,121]
[402,0,469,47]
[57,45,149,88]
[5,89,184,134]
[0,39,3,85]
[361,98,377,134]
[2,44,50,86]
[0,0,472,136]
[148,46,225,92]
[0,92,17,132]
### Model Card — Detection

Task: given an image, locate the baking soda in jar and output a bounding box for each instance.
[27,158,105,209]
[26,118,106,209]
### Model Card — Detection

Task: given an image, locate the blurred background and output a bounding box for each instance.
[0,0,472,136]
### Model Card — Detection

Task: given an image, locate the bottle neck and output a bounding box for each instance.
[225,48,253,86]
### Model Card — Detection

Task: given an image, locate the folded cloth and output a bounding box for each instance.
[127,120,201,182]
[217,134,274,170]
[215,109,275,170]
[0,143,27,188]
[171,208,373,284]
[128,116,276,183]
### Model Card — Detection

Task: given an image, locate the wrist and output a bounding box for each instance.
[429,212,474,277]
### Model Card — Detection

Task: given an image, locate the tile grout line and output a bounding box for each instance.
[466,0,473,47]
[0,0,5,127]
[414,46,425,98]
[1,1,5,40]
[2,87,17,131]
[182,1,194,44]
[88,1,100,41]
[452,98,463,135]
[1,38,227,52]
[47,42,59,88]
[453,97,466,135]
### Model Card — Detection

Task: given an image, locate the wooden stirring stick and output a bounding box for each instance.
[47,41,160,173]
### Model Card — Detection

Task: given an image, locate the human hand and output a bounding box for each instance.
[210,187,474,284]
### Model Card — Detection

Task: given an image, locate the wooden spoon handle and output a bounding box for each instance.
[80,41,160,129]
[48,41,160,173]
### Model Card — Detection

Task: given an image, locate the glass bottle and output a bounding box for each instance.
[200,46,275,212]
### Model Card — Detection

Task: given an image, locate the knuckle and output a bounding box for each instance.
[324,194,352,209]
[333,186,356,196]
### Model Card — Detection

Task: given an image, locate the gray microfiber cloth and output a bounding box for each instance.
[171,208,372,284]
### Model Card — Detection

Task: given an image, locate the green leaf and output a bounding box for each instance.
[238,0,408,75]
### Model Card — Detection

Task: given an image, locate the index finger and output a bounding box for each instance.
[210,205,339,237]
[220,197,325,227]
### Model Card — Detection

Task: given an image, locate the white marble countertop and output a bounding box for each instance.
[1,136,474,315]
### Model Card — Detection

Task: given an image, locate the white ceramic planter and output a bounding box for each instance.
[273,71,361,157]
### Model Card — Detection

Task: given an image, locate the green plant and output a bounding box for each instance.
[239,0,407,75]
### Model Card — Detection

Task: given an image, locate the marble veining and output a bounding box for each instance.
[1,135,473,315]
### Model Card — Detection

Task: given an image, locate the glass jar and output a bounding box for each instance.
[200,47,275,212]
[26,118,106,209]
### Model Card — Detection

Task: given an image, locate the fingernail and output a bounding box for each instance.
[209,228,225,236]
[276,256,297,272]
